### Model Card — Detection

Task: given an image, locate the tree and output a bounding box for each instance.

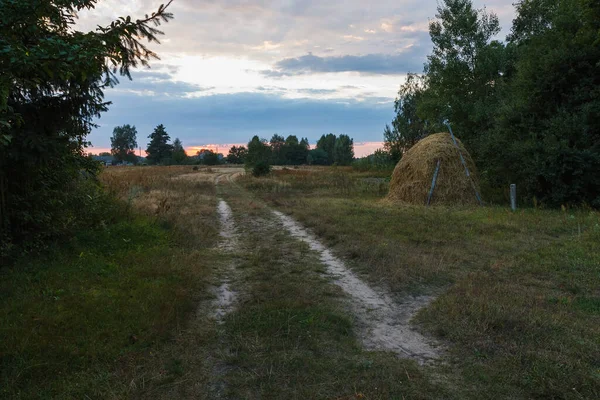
[308,148,329,165]
[245,136,272,176]
[199,150,220,166]
[316,134,337,165]
[282,135,309,165]
[270,134,286,165]
[146,124,173,165]
[110,125,138,164]
[226,146,247,164]
[333,135,354,166]
[171,138,187,164]
[0,0,174,251]
[485,0,600,206]
[384,74,431,163]
[419,0,505,151]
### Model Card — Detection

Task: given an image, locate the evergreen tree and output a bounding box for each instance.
[146,124,173,165]
[171,138,187,164]
[0,0,173,250]
[110,125,138,164]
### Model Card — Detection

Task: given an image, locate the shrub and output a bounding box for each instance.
[252,161,272,177]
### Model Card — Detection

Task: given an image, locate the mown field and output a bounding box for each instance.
[1,165,598,399]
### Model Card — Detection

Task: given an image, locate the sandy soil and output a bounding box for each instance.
[273,210,441,364]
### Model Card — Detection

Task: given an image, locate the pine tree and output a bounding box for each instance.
[171,138,187,164]
[146,124,173,165]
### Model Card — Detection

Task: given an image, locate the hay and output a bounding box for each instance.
[387,132,481,205]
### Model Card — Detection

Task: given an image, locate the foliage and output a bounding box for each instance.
[384,74,431,163]
[316,133,337,165]
[226,145,248,164]
[146,124,173,165]
[110,124,138,164]
[333,134,354,166]
[268,134,310,165]
[245,136,272,175]
[283,135,310,165]
[251,161,272,177]
[353,149,395,171]
[200,149,221,166]
[0,0,174,252]
[483,0,600,207]
[171,138,187,164]
[269,134,286,164]
[308,148,329,165]
[384,0,599,207]
[419,0,504,150]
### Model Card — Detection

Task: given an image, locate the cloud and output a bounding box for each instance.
[88,90,394,150]
[262,51,425,77]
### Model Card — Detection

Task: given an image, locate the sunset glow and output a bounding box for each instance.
[88,142,385,159]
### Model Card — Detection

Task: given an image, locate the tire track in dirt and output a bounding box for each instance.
[211,199,239,323]
[273,210,440,364]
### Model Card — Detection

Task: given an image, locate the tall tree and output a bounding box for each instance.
[308,148,329,165]
[419,0,505,150]
[486,0,600,206]
[270,134,286,165]
[282,135,309,165]
[110,125,138,164]
[384,74,430,163]
[171,138,187,164]
[146,124,173,165]
[0,0,173,249]
[226,146,247,164]
[316,134,337,165]
[245,136,272,176]
[333,135,354,166]
[198,149,220,165]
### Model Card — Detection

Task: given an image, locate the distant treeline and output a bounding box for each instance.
[228,133,355,169]
[97,124,224,166]
[381,0,600,207]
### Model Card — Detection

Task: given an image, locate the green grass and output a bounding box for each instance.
[240,168,600,399]
[217,191,448,399]
[5,166,597,399]
[0,217,211,399]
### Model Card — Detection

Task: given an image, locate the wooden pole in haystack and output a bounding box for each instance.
[427,159,441,206]
[443,121,483,205]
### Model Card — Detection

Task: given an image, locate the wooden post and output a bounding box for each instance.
[510,184,517,211]
[427,160,441,206]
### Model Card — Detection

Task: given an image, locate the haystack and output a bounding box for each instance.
[387,132,481,205]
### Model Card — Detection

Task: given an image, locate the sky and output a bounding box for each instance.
[79,0,516,157]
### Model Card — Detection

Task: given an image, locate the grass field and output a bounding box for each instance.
[1,165,598,399]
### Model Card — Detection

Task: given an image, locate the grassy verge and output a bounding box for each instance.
[240,167,600,399]
[1,166,220,399]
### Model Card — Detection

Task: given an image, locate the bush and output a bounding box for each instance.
[252,161,272,177]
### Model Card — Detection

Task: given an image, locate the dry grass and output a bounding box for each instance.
[241,167,600,399]
[100,166,219,245]
[388,132,481,205]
